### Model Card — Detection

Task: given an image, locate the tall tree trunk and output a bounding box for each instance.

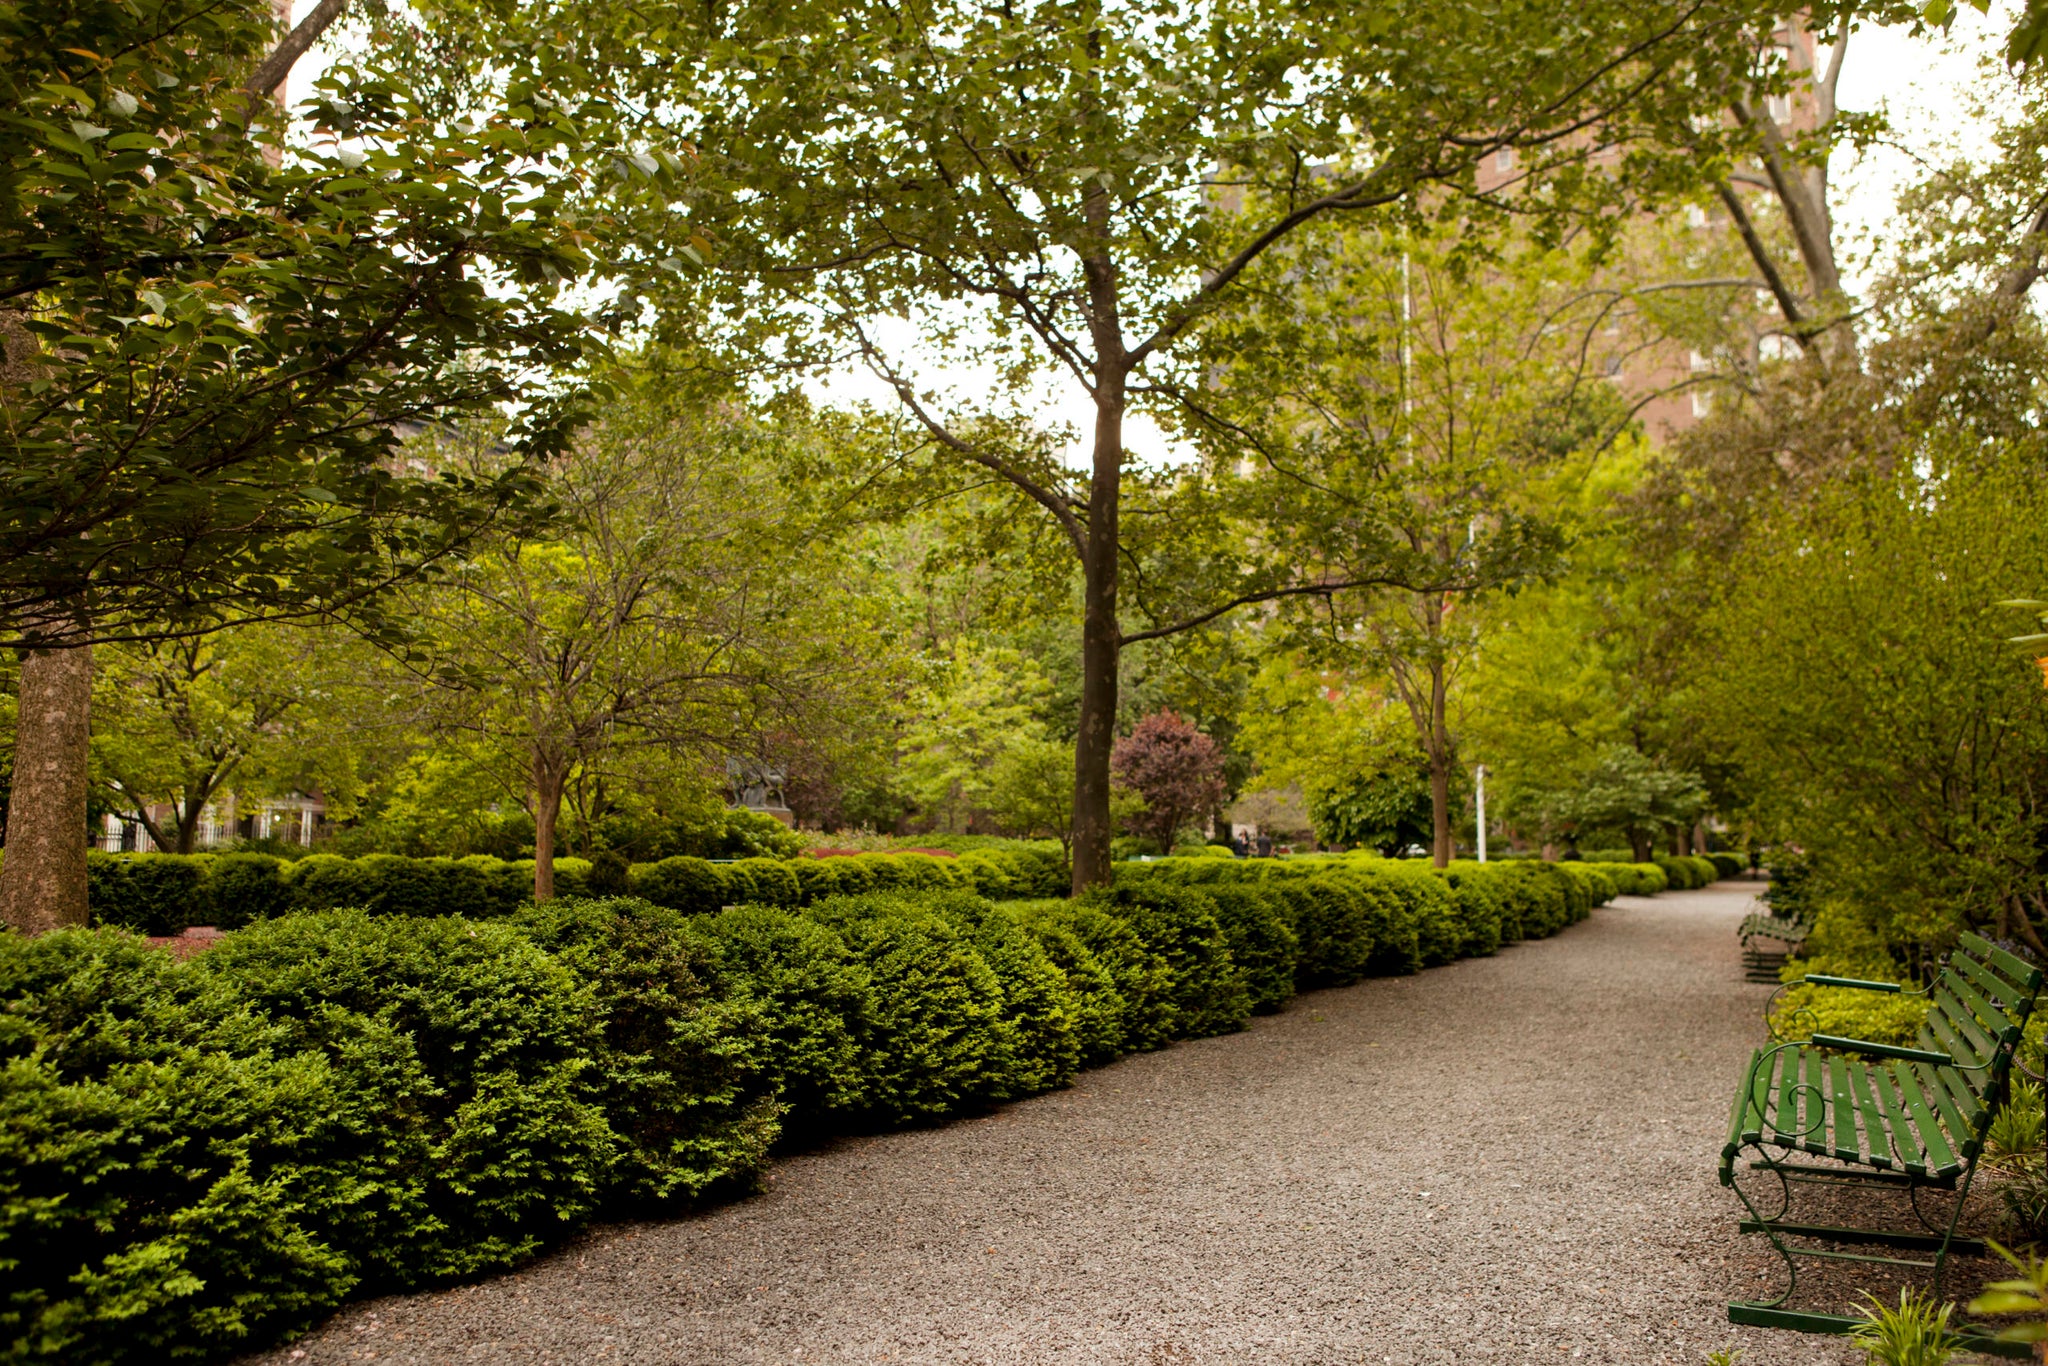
[1069,198,1127,895]
[1427,658,1453,868]
[0,2,348,933]
[174,790,208,854]
[0,637,94,933]
[532,749,564,902]
[1070,389,1123,894]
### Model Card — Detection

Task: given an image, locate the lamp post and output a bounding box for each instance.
[1475,763,1488,863]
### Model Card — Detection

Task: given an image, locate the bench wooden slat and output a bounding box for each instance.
[1774,1042,1805,1145]
[1942,972,2018,1047]
[1726,1048,1764,1162]
[1952,953,2031,1019]
[1892,1063,1960,1176]
[1958,931,2046,994]
[1912,1060,1973,1156]
[1871,1066,1927,1175]
[1933,1061,1989,1136]
[1931,985,1998,1064]
[1849,1061,1896,1169]
[1800,1048,1833,1156]
[1924,1007,1985,1073]
[1829,1054,1861,1161]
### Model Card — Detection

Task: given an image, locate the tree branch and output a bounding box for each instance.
[243,0,351,104]
[1730,96,1840,299]
[849,325,1089,562]
[1712,180,1815,352]
[1119,572,1458,647]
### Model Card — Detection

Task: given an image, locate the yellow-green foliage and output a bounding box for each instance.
[1771,922,1931,1046]
[1767,975,1930,1047]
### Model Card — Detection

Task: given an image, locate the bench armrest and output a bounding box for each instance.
[1809,1033,1956,1067]
[1802,974,1903,993]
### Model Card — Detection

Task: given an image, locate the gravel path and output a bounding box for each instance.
[246,882,1890,1366]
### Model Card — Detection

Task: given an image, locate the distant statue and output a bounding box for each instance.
[725,756,788,811]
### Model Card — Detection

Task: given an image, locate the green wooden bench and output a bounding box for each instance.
[1722,931,2043,1347]
[1738,906,1814,983]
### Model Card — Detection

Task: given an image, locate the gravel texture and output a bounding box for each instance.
[243,882,1921,1366]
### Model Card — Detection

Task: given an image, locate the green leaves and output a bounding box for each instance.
[1,0,604,646]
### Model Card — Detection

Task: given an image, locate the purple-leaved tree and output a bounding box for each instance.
[1111,712,1227,854]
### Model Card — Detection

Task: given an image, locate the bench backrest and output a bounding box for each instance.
[1918,931,2044,1132]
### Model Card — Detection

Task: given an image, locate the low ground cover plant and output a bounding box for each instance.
[0,852,1667,1363]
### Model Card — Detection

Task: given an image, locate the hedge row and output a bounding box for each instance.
[80,844,1070,936]
[1652,854,1721,890]
[0,849,1650,1364]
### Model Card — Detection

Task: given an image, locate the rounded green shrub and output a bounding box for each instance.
[351,855,493,919]
[854,853,917,890]
[462,855,533,916]
[0,927,353,1364]
[787,857,848,903]
[193,911,613,1285]
[917,893,1081,1100]
[632,856,727,915]
[733,857,801,907]
[1011,910,1127,1065]
[692,905,871,1126]
[952,850,1017,899]
[1202,885,1298,1012]
[1015,901,1175,1053]
[206,852,293,927]
[1355,863,1458,967]
[1080,885,1250,1040]
[825,856,876,895]
[802,894,1007,1124]
[86,852,213,935]
[514,898,781,1204]
[1272,878,1377,986]
[1433,864,1506,957]
[285,853,374,912]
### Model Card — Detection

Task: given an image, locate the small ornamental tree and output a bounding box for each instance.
[1110,712,1226,853]
[1535,744,1709,862]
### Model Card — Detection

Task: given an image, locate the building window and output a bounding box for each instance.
[1765,92,1792,124]
[1692,390,1712,418]
[1686,204,1709,229]
[1494,147,1514,173]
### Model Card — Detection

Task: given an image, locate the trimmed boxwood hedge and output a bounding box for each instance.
[7,847,1649,1363]
[81,845,1072,935]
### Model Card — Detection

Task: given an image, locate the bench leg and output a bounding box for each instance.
[1928,1159,1980,1300]
[1728,1140,1799,1309]
[1728,1143,1990,1321]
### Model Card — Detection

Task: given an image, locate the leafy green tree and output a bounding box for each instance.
[1310,768,1435,857]
[467,0,1787,888]
[983,737,1077,864]
[1531,744,1708,861]
[1203,222,1631,864]
[401,385,880,899]
[0,0,610,930]
[898,644,1053,833]
[89,624,377,853]
[1693,446,2048,953]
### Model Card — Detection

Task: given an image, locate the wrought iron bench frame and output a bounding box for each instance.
[1721,931,2043,1351]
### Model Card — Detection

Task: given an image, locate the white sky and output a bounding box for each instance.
[284,3,2022,468]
